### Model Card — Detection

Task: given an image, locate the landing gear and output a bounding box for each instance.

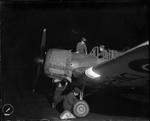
[62,88,90,118]
[73,100,89,117]
[60,99,89,120]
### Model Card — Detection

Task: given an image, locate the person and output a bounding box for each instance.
[76,37,87,54]
[99,45,105,52]
[52,79,68,109]
[100,45,109,59]
[59,87,81,120]
[63,87,80,111]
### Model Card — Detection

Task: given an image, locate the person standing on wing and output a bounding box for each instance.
[76,37,87,54]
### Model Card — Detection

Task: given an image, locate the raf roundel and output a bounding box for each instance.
[128,59,149,73]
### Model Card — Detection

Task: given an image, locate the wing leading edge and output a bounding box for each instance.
[85,41,149,87]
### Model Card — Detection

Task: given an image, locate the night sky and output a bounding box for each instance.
[1,2,149,118]
[2,3,148,51]
[2,3,148,82]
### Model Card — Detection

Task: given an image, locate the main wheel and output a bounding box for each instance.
[73,100,89,117]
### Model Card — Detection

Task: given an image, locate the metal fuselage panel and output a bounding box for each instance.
[44,49,102,80]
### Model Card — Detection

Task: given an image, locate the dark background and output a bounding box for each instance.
[1,1,149,118]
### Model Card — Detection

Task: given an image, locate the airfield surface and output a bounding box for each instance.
[1,84,148,121]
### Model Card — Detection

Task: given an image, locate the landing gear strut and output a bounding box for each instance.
[73,90,89,117]
[62,88,90,118]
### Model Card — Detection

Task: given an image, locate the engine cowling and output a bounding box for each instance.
[44,49,72,80]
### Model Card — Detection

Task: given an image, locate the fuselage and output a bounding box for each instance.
[44,49,106,80]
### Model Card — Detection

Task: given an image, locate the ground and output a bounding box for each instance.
[1,82,148,121]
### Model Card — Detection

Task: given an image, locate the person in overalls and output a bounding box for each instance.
[76,37,87,54]
[63,87,80,111]
[52,79,68,109]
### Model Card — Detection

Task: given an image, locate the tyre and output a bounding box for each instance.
[73,100,89,117]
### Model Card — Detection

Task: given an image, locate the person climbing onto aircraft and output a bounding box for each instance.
[99,45,105,52]
[100,45,109,59]
[76,37,87,54]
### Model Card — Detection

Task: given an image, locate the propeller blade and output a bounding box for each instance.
[32,64,42,92]
[32,28,47,93]
[40,28,46,58]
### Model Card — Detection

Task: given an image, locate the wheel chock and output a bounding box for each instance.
[60,110,76,120]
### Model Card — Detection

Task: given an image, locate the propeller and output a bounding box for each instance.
[32,28,47,93]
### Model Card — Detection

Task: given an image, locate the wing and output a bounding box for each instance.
[84,41,149,88]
